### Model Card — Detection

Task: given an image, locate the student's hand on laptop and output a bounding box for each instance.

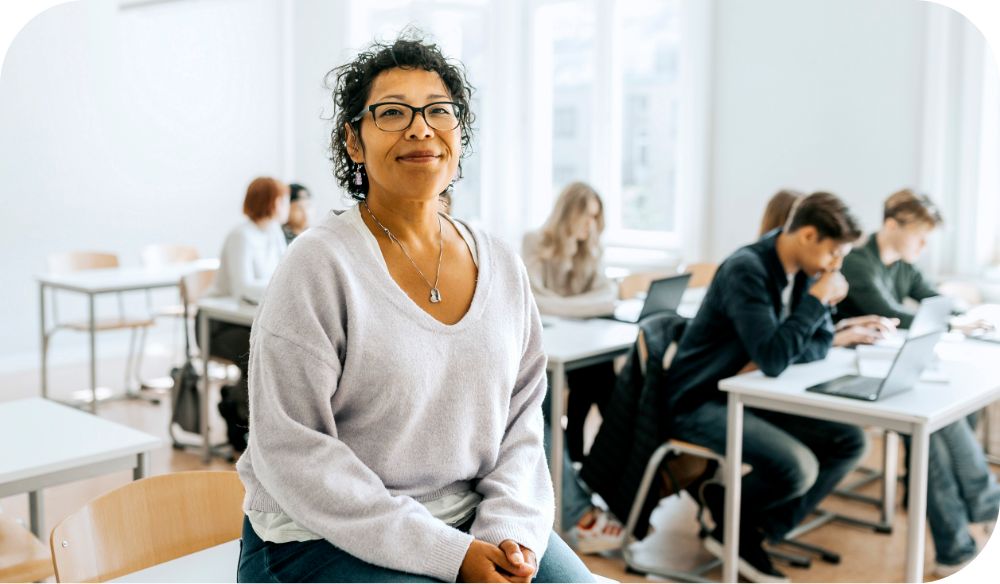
[498,540,537,583]
[810,271,849,306]
[836,315,899,336]
[950,317,995,336]
[834,325,883,347]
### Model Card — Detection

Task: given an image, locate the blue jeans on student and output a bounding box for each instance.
[671,400,867,540]
[918,418,1000,565]
[542,383,598,528]
[237,516,594,583]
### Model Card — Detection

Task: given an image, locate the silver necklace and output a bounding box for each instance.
[363,202,445,303]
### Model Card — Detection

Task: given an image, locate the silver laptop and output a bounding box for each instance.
[613,273,692,323]
[806,331,943,401]
[907,295,954,337]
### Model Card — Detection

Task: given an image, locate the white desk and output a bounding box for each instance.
[37,258,219,412]
[111,539,239,583]
[718,340,1000,583]
[195,297,257,463]
[0,398,160,538]
[543,317,639,532]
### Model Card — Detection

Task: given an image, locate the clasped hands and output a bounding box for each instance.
[459,539,538,583]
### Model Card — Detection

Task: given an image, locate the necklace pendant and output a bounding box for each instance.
[429,288,442,303]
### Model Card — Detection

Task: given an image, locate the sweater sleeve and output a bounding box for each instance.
[841,253,919,328]
[469,263,554,559]
[225,229,270,303]
[521,232,618,318]
[245,323,474,582]
[906,265,940,302]
[724,258,830,377]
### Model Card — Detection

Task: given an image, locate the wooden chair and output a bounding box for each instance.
[678,262,718,289]
[0,512,53,583]
[49,471,244,582]
[140,245,202,375]
[43,252,157,396]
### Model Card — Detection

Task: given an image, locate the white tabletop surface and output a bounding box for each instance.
[36,259,219,293]
[0,398,161,487]
[111,539,239,583]
[719,339,1000,431]
[542,317,638,365]
[196,296,258,326]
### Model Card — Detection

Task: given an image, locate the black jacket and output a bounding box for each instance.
[663,230,834,419]
[580,313,688,539]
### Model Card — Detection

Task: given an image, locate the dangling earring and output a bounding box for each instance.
[353,163,364,186]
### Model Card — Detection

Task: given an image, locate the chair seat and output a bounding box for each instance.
[0,515,54,583]
[156,304,187,318]
[63,316,156,332]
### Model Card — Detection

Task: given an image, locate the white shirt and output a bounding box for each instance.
[208,219,287,303]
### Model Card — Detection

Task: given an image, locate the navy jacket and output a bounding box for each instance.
[662,230,834,419]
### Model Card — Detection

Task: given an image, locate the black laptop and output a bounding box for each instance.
[806,331,943,401]
[613,273,692,323]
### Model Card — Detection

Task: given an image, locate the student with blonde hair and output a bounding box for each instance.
[522,181,624,553]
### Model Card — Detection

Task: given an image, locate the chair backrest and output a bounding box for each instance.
[47,252,119,274]
[180,269,218,308]
[0,513,54,583]
[678,262,718,289]
[618,270,675,300]
[141,244,200,268]
[50,471,244,583]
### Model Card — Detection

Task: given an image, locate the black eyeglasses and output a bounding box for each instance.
[350,101,463,132]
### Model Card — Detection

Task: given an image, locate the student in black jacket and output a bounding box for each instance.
[664,192,867,583]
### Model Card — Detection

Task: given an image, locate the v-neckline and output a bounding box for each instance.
[346,205,488,332]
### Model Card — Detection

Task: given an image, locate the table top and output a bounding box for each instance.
[0,398,161,486]
[110,539,238,583]
[196,296,258,326]
[543,317,638,365]
[719,338,1000,431]
[36,259,219,294]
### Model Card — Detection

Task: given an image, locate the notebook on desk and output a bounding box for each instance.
[613,273,692,323]
[807,331,943,401]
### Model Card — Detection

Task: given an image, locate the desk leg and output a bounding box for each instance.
[200,312,212,464]
[550,363,565,534]
[134,451,150,480]
[28,491,43,539]
[882,430,899,526]
[905,427,929,583]
[39,284,48,399]
[723,392,744,584]
[88,293,98,414]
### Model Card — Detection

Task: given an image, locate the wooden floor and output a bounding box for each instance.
[1,351,996,583]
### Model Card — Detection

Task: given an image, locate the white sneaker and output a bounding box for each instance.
[569,509,625,555]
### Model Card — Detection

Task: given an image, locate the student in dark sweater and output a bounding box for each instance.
[839,189,999,577]
[664,192,867,583]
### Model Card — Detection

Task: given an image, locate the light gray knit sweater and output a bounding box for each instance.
[235,206,554,582]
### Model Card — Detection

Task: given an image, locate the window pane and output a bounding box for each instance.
[620,0,681,232]
[544,1,597,196]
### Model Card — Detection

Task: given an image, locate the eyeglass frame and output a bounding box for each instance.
[349,101,464,132]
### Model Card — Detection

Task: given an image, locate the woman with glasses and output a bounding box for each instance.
[235,35,594,583]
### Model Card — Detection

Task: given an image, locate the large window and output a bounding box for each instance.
[532,0,685,248]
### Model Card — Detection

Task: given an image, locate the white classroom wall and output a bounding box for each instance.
[0,0,285,369]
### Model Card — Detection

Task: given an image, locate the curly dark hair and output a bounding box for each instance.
[326,32,476,201]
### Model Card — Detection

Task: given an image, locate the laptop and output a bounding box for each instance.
[806,331,943,401]
[613,273,692,323]
[875,295,952,348]
[907,295,954,337]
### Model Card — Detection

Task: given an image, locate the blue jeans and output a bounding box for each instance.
[919,418,1000,565]
[542,383,598,528]
[671,400,867,540]
[237,516,594,582]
